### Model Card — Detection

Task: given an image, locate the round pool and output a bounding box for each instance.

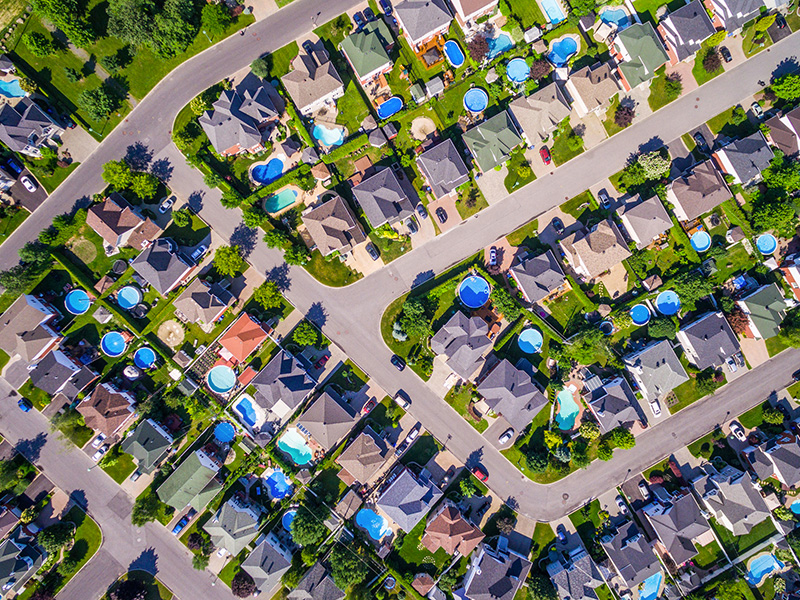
[630,304,651,326]
[655,290,681,316]
[64,289,91,315]
[133,347,156,369]
[214,421,236,444]
[101,332,127,357]
[252,157,285,186]
[463,88,489,114]
[506,58,529,84]
[282,509,297,533]
[458,275,491,309]
[599,321,614,336]
[756,233,778,255]
[118,286,142,310]
[207,365,236,395]
[265,471,293,500]
[791,499,800,515]
[690,230,712,253]
[518,328,543,353]
[377,96,403,120]
[443,40,465,67]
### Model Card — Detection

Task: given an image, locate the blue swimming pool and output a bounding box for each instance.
[640,572,663,600]
[214,421,236,444]
[506,58,529,84]
[283,509,296,533]
[444,40,465,67]
[265,471,293,500]
[487,33,514,60]
[207,365,236,394]
[278,428,314,465]
[356,508,391,541]
[101,332,127,357]
[555,389,579,430]
[690,231,712,252]
[377,96,403,120]
[540,0,566,24]
[0,79,25,98]
[792,500,800,515]
[458,275,490,309]
[757,233,777,255]
[463,88,489,113]
[746,554,783,585]
[264,189,298,213]
[655,290,681,316]
[65,289,91,315]
[313,123,345,146]
[630,304,651,326]
[235,396,257,428]
[118,286,142,310]
[133,347,156,369]
[252,158,285,185]
[518,328,543,353]
[600,7,630,29]
[548,37,578,68]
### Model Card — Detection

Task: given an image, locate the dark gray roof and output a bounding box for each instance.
[623,340,689,401]
[677,312,740,371]
[546,549,604,600]
[747,433,800,487]
[250,350,315,417]
[298,391,357,452]
[302,195,366,256]
[509,250,565,303]
[242,534,293,593]
[588,376,644,433]
[204,498,261,555]
[0,529,43,596]
[0,55,13,73]
[287,563,345,600]
[131,239,193,296]
[394,0,452,43]
[29,350,97,401]
[600,522,660,588]
[377,468,442,532]
[416,139,470,200]
[476,359,548,430]
[692,465,770,536]
[660,0,716,61]
[199,88,277,154]
[0,98,59,154]
[351,168,414,228]
[617,195,673,249]
[430,311,492,379]
[717,131,774,184]
[707,0,763,31]
[464,544,532,600]
[644,490,710,565]
[121,419,173,474]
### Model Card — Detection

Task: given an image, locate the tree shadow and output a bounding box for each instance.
[68,490,88,513]
[411,270,435,288]
[267,264,291,292]
[305,302,327,329]
[125,142,154,172]
[771,57,799,83]
[150,158,173,182]
[229,223,257,258]
[637,136,666,155]
[14,433,46,464]
[186,190,204,213]
[128,547,159,576]
[466,447,484,468]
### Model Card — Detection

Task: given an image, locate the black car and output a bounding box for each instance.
[390,354,406,371]
[793,369,800,382]
[776,14,787,28]
[435,207,447,224]
[416,203,428,219]
[552,217,564,235]
[366,242,380,261]
[363,6,376,21]
[720,46,732,63]
[693,131,710,153]
[379,0,392,14]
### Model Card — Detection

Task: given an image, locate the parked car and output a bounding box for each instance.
[539,146,551,165]
[416,203,428,219]
[314,354,329,370]
[489,247,497,267]
[730,421,747,442]
[734,353,745,368]
[720,46,732,63]
[91,433,107,449]
[776,13,787,28]
[726,355,738,372]
[598,189,611,209]
[471,465,488,482]
[20,176,37,193]
[159,196,175,214]
[130,469,142,482]
[63,116,76,129]
[693,131,709,153]
[616,495,628,514]
[393,390,411,410]
[395,426,420,456]
[172,515,190,536]
[793,369,800,382]
[352,11,365,28]
[190,245,207,263]
[556,524,567,543]
[407,217,418,235]
[751,102,764,119]
[498,427,514,445]
[363,6,376,21]
[649,399,662,418]
[17,398,31,412]
[5,158,22,174]
[379,0,392,14]
[361,399,376,415]
[390,354,406,371]
[638,481,650,499]
[442,466,455,486]
[552,217,564,235]
[435,207,448,224]
[92,446,108,462]
[366,242,380,261]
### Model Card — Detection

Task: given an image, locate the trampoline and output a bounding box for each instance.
[64,289,91,315]
[756,233,777,255]
[655,290,681,315]
[599,321,614,336]
[214,422,236,444]
[629,304,651,326]
[518,328,543,353]
[458,275,490,309]
[133,347,156,369]
[506,58,529,84]
[690,231,712,253]
[444,40,465,67]
[463,88,489,114]
[207,365,236,394]
[118,286,142,310]
[101,332,127,357]
[377,97,403,120]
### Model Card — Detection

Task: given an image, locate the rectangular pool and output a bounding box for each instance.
[540,0,566,24]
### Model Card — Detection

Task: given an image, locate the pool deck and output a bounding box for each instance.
[555,382,586,432]
[261,183,305,217]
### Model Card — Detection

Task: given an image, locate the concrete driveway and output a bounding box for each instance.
[483,237,516,272]
[475,167,509,206]
[740,337,769,369]
[571,111,608,151]
[409,212,436,250]
[427,195,461,233]
[536,205,581,250]
[666,136,696,177]
[666,60,697,96]
[345,241,385,276]
[59,125,100,164]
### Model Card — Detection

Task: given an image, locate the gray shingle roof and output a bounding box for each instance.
[509,82,572,141]
[0,530,43,597]
[30,350,97,401]
[660,0,716,61]
[617,195,673,249]
[766,106,800,156]
[623,340,689,401]
[173,278,234,325]
[302,195,366,256]
[546,549,604,600]
[643,489,710,565]
[707,0,764,31]
[600,521,660,588]
[242,534,293,593]
[131,239,193,296]
[677,312,740,371]
[0,98,59,154]
[561,219,631,279]
[416,138,470,200]
[0,295,60,363]
[121,419,173,474]
[199,88,277,155]
[377,468,442,532]
[509,250,566,303]
[336,427,389,483]
[692,465,770,536]
[464,544,532,600]
[667,160,731,221]
[476,359,548,430]
[298,391,356,452]
[351,168,414,228]
[394,0,452,44]
[287,563,345,600]
[430,311,492,379]
[250,350,315,418]
[204,498,261,555]
[716,131,774,185]
[588,376,644,433]
[746,432,800,486]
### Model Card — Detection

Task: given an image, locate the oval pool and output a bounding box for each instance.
[65,289,91,315]
[118,286,142,310]
[101,332,127,357]
[756,233,777,255]
[690,230,712,252]
[630,304,651,326]
[655,290,681,316]
[207,365,236,394]
[463,88,489,114]
[506,58,529,84]
[458,275,490,309]
[133,347,156,369]
[443,40,465,67]
[518,328,543,353]
[377,96,403,120]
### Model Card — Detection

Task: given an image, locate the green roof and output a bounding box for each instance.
[121,419,172,474]
[741,283,786,339]
[463,110,523,172]
[157,450,222,511]
[617,23,669,88]
[340,20,393,80]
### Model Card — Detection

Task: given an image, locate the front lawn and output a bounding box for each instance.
[602,96,626,137]
[550,124,585,165]
[706,106,758,138]
[560,191,599,223]
[444,384,488,432]
[741,19,772,57]
[686,428,739,465]
[400,434,441,469]
[569,499,603,551]
[369,232,410,264]
[101,448,137,483]
[668,366,725,414]
[710,517,777,558]
[692,47,724,86]
[634,0,690,24]
[739,401,768,429]
[163,212,210,247]
[328,359,369,393]
[765,336,790,358]
[456,178,488,219]
[304,250,362,287]
[506,219,541,250]
[531,522,556,563]
[503,149,536,193]
[648,66,681,111]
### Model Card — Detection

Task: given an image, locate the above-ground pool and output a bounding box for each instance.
[518,328,543,353]
[655,290,681,316]
[555,389,579,431]
[264,189,298,214]
[118,286,142,310]
[207,365,236,395]
[101,332,127,357]
[690,231,712,253]
[506,58,529,84]
[312,123,345,146]
[278,428,314,465]
[630,304,651,326]
[443,40,465,67]
[548,36,578,68]
[792,499,800,515]
[133,347,156,369]
[252,158,285,186]
[265,471,293,500]
[463,88,489,114]
[234,395,259,428]
[214,421,236,444]
[283,509,297,533]
[356,508,391,541]
[600,6,630,29]
[757,233,778,255]
[0,79,25,98]
[487,33,514,60]
[65,289,91,315]
[746,554,783,585]
[458,275,491,309]
[377,96,403,120]
[639,572,663,600]
[540,0,566,24]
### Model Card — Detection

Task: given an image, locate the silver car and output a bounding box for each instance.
[498,427,514,445]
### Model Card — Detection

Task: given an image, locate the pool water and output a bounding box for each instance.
[264,189,298,213]
[555,389,579,430]
[118,286,142,310]
[655,290,681,316]
[65,289,91,315]
[278,428,314,465]
[312,124,345,146]
[101,332,127,357]
[265,471,293,499]
[540,0,566,24]
[518,329,543,353]
[377,97,403,120]
[214,422,236,443]
[506,58,529,84]
[207,365,236,394]
[283,510,296,533]
[463,88,489,113]
[548,37,578,68]
[235,396,258,428]
[690,231,712,252]
[444,40,465,67]
[756,233,777,255]
[600,7,630,29]
[252,158,285,185]
[487,33,514,60]
[0,79,25,98]
[630,304,651,326]
[458,275,491,309]
[746,554,783,585]
[639,572,663,600]
[133,347,156,369]
[792,500,800,514]
[356,508,391,541]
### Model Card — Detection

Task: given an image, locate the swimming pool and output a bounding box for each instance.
[548,37,578,68]
[252,158,285,185]
[101,332,127,357]
[0,79,25,98]
[540,0,566,24]
[443,40,465,67]
[639,572,663,600]
[487,33,514,60]
[463,88,489,113]
[630,304,651,326]
[506,58,530,84]
[118,286,142,310]
[655,290,681,316]
[312,123,345,146]
[265,470,293,500]
[458,275,491,309]
[235,396,258,428]
[792,499,800,515]
[600,7,630,29]
[264,189,298,214]
[356,508,391,541]
[133,347,156,369]
[518,328,543,353]
[207,365,236,395]
[756,233,777,255]
[214,421,236,444]
[377,96,403,120]
[690,231,712,252]
[278,428,314,465]
[746,554,783,585]
[282,509,297,533]
[555,389,579,430]
[64,289,91,315]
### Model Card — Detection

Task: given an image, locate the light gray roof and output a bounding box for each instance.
[747,432,800,486]
[351,168,414,228]
[617,195,672,248]
[121,419,173,474]
[416,138,470,200]
[600,521,660,588]
[302,195,366,256]
[0,295,60,363]
[377,468,442,532]
[430,311,492,379]
[204,498,261,555]
[30,350,97,401]
[644,489,710,565]
[287,563,345,600]
[588,377,644,433]
[199,88,277,154]
[509,250,565,303]
[678,312,740,371]
[716,131,774,184]
[561,219,632,279]
[394,0,452,43]
[668,160,731,221]
[707,0,764,31]
[660,0,716,61]
[336,427,389,483]
[509,82,571,141]
[476,359,548,429]
[692,466,770,536]
[464,544,532,600]
[0,98,58,153]
[546,550,604,600]
[131,239,193,296]
[623,340,689,401]
[250,350,315,416]
[242,535,293,593]
[173,278,234,325]
[298,391,357,452]
[281,55,343,113]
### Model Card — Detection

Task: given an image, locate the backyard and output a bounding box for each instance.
[710,517,777,558]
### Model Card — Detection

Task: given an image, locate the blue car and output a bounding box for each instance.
[352,11,365,29]
[380,0,392,14]
[17,398,32,412]
[5,159,22,175]
[171,516,189,535]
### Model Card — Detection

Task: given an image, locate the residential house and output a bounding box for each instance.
[199,87,279,156]
[508,250,567,304]
[676,312,740,370]
[336,427,390,485]
[561,219,631,280]
[0,527,45,598]
[302,195,366,257]
[340,20,394,86]
[666,160,731,222]
[462,541,532,600]
[617,195,673,249]
[737,283,788,339]
[476,359,548,438]
[29,350,98,403]
[0,165,14,192]
[376,467,442,532]
[421,502,484,557]
[509,82,571,143]
[246,350,316,434]
[173,278,235,328]
[765,106,800,156]
[394,0,452,50]
[586,376,645,433]
[779,253,800,301]
[204,497,261,555]
[157,448,223,511]
[546,548,604,600]
[287,563,345,600]
[76,382,136,438]
[450,0,499,31]
[131,239,195,296]
[120,418,174,474]
[297,391,357,453]
[712,131,774,186]
[351,168,414,229]
[430,310,492,380]
[463,111,523,172]
[0,55,15,75]
[623,340,689,402]
[743,431,800,487]
[692,464,771,536]
[600,522,660,590]
[219,313,269,364]
[704,0,764,33]
[565,62,621,118]
[0,98,63,157]
[658,0,716,64]
[0,295,62,366]
[242,533,294,596]
[280,51,345,116]
[416,139,470,200]
[642,488,713,566]
[612,23,669,91]
[86,194,162,254]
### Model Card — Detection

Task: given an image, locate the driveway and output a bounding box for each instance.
[666,60,698,96]
[571,111,607,151]
[475,167,508,206]
[345,241,385,276]
[666,136,696,177]
[426,195,461,233]
[739,337,769,368]
[536,205,581,250]
[483,237,516,272]
[59,125,100,164]
[409,211,436,250]
[11,170,47,212]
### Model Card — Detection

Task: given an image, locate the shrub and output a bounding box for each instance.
[763,407,785,425]
[702,48,722,73]
[530,58,551,80]
[467,35,489,62]
[614,104,635,128]
[231,570,256,598]
[579,421,600,440]
[597,442,613,461]
[24,32,54,57]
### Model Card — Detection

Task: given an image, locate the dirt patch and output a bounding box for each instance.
[69,238,97,265]
[0,0,27,32]
[157,320,185,349]
[411,117,437,141]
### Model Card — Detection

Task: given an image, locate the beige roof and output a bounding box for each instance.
[336,428,388,483]
[0,295,61,363]
[668,160,731,221]
[77,383,136,437]
[562,220,631,278]
[566,62,620,114]
[302,195,366,256]
[452,0,497,18]
[281,55,343,112]
[509,82,571,141]
[173,279,235,325]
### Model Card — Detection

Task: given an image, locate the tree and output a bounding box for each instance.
[18,77,38,94]
[730,105,748,125]
[31,0,95,46]
[99,53,123,73]
[489,287,521,320]
[214,245,245,277]
[107,0,156,48]
[30,591,56,600]
[64,67,82,82]
[19,506,39,524]
[754,14,777,32]
[705,31,726,46]
[528,572,558,600]
[171,207,191,228]
[263,229,290,248]
[614,104,635,128]
[398,299,431,339]
[467,35,489,62]
[597,442,613,461]
[773,74,800,102]
[674,271,714,311]
[460,477,478,498]
[664,73,683,100]
[221,189,243,208]
[544,430,562,451]
[190,94,212,116]
[751,201,796,236]
[648,316,677,339]
[779,310,800,347]
[23,32,54,57]
[702,48,722,73]
[525,448,548,473]
[283,244,310,266]
[253,281,282,310]
[241,204,267,229]
[110,579,147,600]
[131,489,166,526]
[231,570,256,598]
[150,0,201,59]
[638,150,670,180]
[78,86,117,120]
[102,159,134,189]
[130,172,159,199]
[579,421,600,440]
[530,58,551,80]
[186,533,204,551]
[496,516,516,535]
[292,321,318,347]
[725,306,749,335]
[329,544,369,589]
[192,553,209,570]
[250,57,270,79]
[763,407,785,425]
[37,523,74,554]
[570,0,596,16]
[201,3,231,38]
[610,428,636,449]
[775,578,786,595]
[291,502,328,547]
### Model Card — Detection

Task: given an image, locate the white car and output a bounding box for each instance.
[20,176,37,193]
[159,196,175,214]
[649,399,662,418]
[91,433,107,449]
[393,391,411,410]
[498,428,514,445]
[616,495,628,514]
[92,446,108,462]
[190,245,207,263]
[726,356,738,373]
[638,481,650,499]
[730,422,747,442]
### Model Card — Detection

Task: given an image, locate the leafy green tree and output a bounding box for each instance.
[37,523,75,554]
[250,58,269,79]
[99,53,123,73]
[648,316,678,339]
[23,32,54,57]
[64,67,82,82]
[214,245,245,277]
[192,553,209,570]
[201,3,231,38]
[610,428,636,449]
[150,0,201,58]
[31,0,95,46]
[751,201,796,236]
[398,299,431,339]
[329,544,369,589]
[460,478,478,498]
[664,73,683,100]
[190,94,212,115]
[569,0,596,16]
[102,159,134,189]
[292,321,318,347]
[730,105,748,125]
[525,448,548,473]
[130,172,159,199]
[773,73,800,101]
[763,406,785,425]
[579,421,600,440]
[107,0,156,48]
[263,229,290,248]
[171,207,191,228]
[284,244,310,265]
[241,204,267,229]
[754,14,777,32]
[702,48,722,73]
[253,281,282,310]
[705,31,726,46]
[131,489,167,526]
[597,442,613,461]
[220,189,243,208]
[489,286,521,320]
[78,86,118,120]
[18,77,38,94]
[763,158,800,194]
[674,271,714,311]
[291,502,328,547]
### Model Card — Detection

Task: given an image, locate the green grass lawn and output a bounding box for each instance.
[336,80,372,134]
[400,434,441,468]
[101,450,137,483]
[569,499,603,551]
[550,126,585,165]
[444,384,488,432]
[0,207,27,244]
[710,517,776,558]
[530,522,556,562]
[694,539,726,569]
[739,401,769,429]
[328,359,369,393]
[304,250,362,287]
[602,96,626,137]
[108,571,173,600]
[787,381,800,400]
[741,19,772,57]
[503,150,536,193]
[456,179,489,219]
[765,336,790,358]
[163,212,210,246]
[369,232,410,264]
[313,14,353,48]
[545,290,586,335]
[692,48,724,86]
[503,0,546,28]
[263,41,299,78]
[506,219,540,250]
[706,106,758,138]
[669,370,725,414]
[28,161,80,194]
[648,66,681,111]
[560,191,598,223]
[58,506,102,590]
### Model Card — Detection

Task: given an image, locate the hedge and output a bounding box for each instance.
[320,133,370,164]
[282,93,316,148]
[245,163,314,203]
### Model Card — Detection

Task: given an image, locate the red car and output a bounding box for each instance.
[314,355,329,370]
[361,399,376,415]
[539,146,551,165]
[472,466,488,482]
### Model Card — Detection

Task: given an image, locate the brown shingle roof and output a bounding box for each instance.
[336,428,388,483]
[77,383,136,437]
[421,503,484,556]
[302,196,366,256]
[86,194,146,247]
[0,295,61,363]
[562,220,631,279]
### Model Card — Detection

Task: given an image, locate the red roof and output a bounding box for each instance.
[219,314,268,363]
[238,366,258,386]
